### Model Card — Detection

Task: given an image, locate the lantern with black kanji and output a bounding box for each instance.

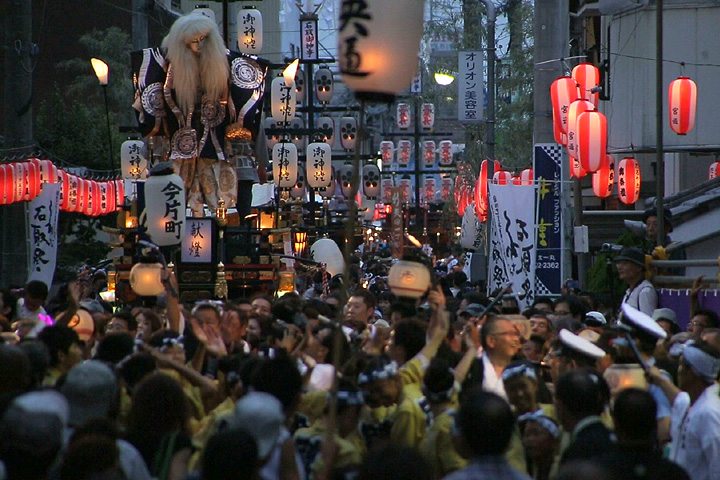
[338,0,424,100]
[423,141,436,168]
[550,76,579,145]
[567,100,594,159]
[270,74,297,124]
[668,76,697,135]
[709,162,720,180]
[439,140,453,166]
[315,116,335,147]
[272,142,298,188]
[121,139,148,180]
[396,103,411,130]
[315,67,334,104]
[339,116,358,151]
[306,142,332,189]
[572,63,600,106]
[617,157,641,205]
[592,155,615,199]
[84,180,101,217]
[30,158,56,185]
[570,156,587,179]
[380,141,394,167]
[362,164,381,199]
[421,103,435,129]
[145,163,186,246]
[577,109,607,173]
[397,140,412,167]
[237,7,263,54]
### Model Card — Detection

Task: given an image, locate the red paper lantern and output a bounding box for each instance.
[550,76,579,145]
[618,157,641,205]
[115,179,125,209]
[75,178,89,213]
[514,168,534,185]
[64,175,80,212]
[58,170,70,210]
[474,159,501,217]
[577,110,607,173]
[84,181,101,216]
[668,76,697,135]
[0,164,15,205]
[569,156,587,179]
[493,170,512,185]
[592,155,615,198]
[572,63,600,106]
[26,161,41,200]
[709,162,720,180]
[567,100,594,159]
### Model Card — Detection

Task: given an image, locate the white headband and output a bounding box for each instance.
[334,390,365,407]
[502,364,537,383]
[683,345,720,383]
[358,361,398,385]
[518,410,561,439]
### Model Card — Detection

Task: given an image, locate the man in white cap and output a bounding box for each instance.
[544,329,606,386]
[647,338,720,480]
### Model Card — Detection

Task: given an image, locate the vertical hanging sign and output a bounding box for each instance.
[390,187,404,257]
[27,183,61,287]
[458,51,483,123]
[534,144,564,296]
[300,15,319,61]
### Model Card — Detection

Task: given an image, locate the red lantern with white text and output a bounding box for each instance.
[567,100,594,159]
[577,110,607,173]
[668,76,697,135]
[572,63,600,106]
[618,157,641,205]
[592,155,615,198]
[550,76,579,145]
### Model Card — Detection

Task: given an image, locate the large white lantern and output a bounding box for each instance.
[272,142,298,188]
[338,0,425,100]
[315,67,334,103]
[265,117,281,150]
[424,176,436,203]
[460,204,480,250]
[440,176,453,201]
[336,164,354,199]
[290,117,305,150]
[439,140,453,166]
[145,163,186,246]
[315,116,335,147]
[339,116,358,151]
[423,141,436,167]
[294,68,306,106]
[399,176,412,204]
[318,167,336,199]
[237,7,263,54]
[381,178,394,203]
[380,141,394,167]
[397,103,411,130]
[388,259,431,298]
[310,238,345,277]
[421,103,435,129]
[362,164,381,199]
[271,76,297,124]
[306,142,332,189]
[120,139,148,180]
[130,262,165,296]
[397,140,412,167]
[291,163,306,199]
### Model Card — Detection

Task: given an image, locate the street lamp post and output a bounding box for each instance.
[91,58,114,172]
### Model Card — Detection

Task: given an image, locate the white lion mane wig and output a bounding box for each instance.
[162,14,229,115]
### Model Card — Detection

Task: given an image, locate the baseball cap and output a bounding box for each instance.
[614,247,646,268]
[60,360,118,427]
[652,308,680,334]
[229,392,284,459]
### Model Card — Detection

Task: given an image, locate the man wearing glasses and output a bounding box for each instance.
[479,316,521,400]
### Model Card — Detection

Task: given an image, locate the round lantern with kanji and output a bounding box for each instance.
[668,76,697,135]
[567,100,594,159]
[617,157,641,205]
[550,76,579,145]
[577,110,607,173]
[592,155,615,199]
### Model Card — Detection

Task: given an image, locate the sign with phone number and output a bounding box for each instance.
[534,144,564,296]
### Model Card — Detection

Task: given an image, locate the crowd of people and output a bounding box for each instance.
[0,248,719,480]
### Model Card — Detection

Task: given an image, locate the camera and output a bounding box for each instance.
[600,243,624,254]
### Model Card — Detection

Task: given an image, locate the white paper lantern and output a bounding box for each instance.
[424,176,436,203]
[399,176,412,204]
[388,260,431,298]
[271,76,297,123]
[336,164,354,199]
[423,141,436,167]
[306,143,332,189]
[315,116,335,147]
[315,67,334,103]
[339,116,358,151]
[440,176,453,201]
[294,68,306,106]
[439,140,453,166]
[338,0,424,100]
[421,103,435,129]
[265,117,280,150]
[237,7,263,54]
[381,178,394,204]
[130,262,165,296]
[362,164,381,199]
[145,167,186,246]
[272,142,298,188]
[318,167,336,199]
[380,141,394,167]
[291,163,306,199]
[397,140,412,167]
[397,103,411,130]
[121,140,148,180]
[290,117,305,150]
[460,204,481,251]
[310,238,345,277]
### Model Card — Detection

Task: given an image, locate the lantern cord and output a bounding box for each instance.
[609,51,720,69]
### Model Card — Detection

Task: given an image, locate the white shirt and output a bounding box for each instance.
[15,297,47,322]
[669,383,720,480]
[481,352,507,400]
[622,279,657,316]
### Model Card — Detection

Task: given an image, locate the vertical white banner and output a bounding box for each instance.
[28,183,61,287]
[488,184,536,309]
[458,50,484,123]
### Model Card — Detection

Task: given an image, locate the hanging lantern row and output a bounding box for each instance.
[377,139,453,167]
[0,158,121,215]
